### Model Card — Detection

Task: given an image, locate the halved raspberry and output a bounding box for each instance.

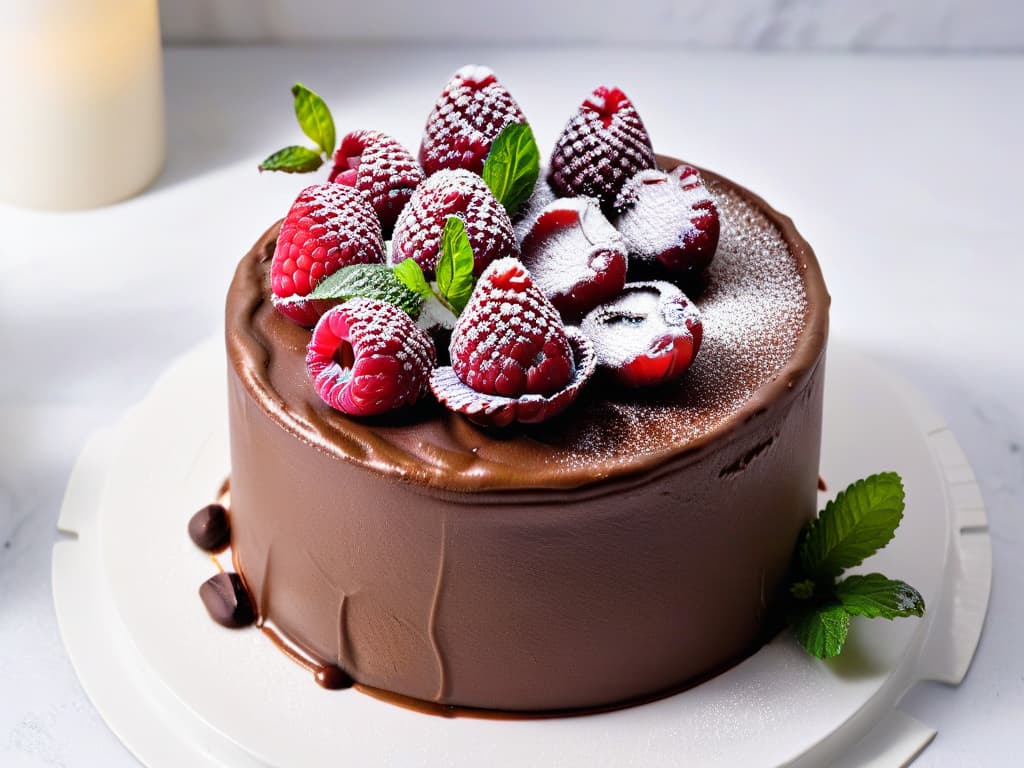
[614,165,720,278]
[511,172,557,244]
[430,258,597,427]
[306,298,436,417]
[390,169,518,277]
[272,183,385,327]
[327,129,425,237]
[419,65,527,176]
[548,86,656,210]
[519,197,627,321]
[580,281,702,388]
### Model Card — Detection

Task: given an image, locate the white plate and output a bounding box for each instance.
[52,338,991,767]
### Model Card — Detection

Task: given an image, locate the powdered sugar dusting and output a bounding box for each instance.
[538,178,809,467]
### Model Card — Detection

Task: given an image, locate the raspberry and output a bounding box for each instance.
[305,298,436,417]
[327,129,425,237]
[419,65,527,176]
[390,169,518,278]
[519,197,628,321]
[271,183,385,327]
[580,282,702,388]
[614,165,719,277]
[429,258,597,427]
[548,86,656,210]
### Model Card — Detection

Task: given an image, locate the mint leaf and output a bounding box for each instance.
[836,573,925,619]
[259,145,324,173]
[393,258,435,300]
[435,216,476,315]
[308,264,424,317]
[292,83,336,156]
[799,472,905,580]
[794,604,850,659]
[482,122,540,216]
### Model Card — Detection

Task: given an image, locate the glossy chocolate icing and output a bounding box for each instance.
[224,158,829,711]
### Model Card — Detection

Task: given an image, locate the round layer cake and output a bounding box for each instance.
[225,157,829,712]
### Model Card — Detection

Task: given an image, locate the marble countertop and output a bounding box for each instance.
[0,45,1021,766]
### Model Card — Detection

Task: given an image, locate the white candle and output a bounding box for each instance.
[0,0,165,210]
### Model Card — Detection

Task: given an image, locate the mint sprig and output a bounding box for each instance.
[307,264,424,317]
[393,216,477,318]
[481,122,540,217]
[259,145,324,174]
[788,472,925,659]
[259,83,337,173]
[436,217,476,315]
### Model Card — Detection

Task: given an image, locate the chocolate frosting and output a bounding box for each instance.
[224,157,830,711]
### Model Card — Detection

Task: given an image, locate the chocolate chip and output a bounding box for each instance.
[314,665,353,690]
[188,504,231,552]
[199,572,255,628]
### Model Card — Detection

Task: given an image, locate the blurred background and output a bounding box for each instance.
[159,0,1023,49]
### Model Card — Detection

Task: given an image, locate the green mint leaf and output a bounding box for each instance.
[259,145,324,173]
[799,472,905,580]
[307,264,424,317]
[435,216,476,315]
[292,83,336,156]
[836,573,925,619]
[392,258,435,300]
[793,604,850,659]
[481,122,540,216]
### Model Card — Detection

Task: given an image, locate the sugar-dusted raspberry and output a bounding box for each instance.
[327,129,425,237]
[272,183,385,327]
[390,169,518,278]
[519,197,628,321]
[306,298,436,416]
[419,65,527,176]
[580,281,702,388]
[548,86,656,210]
[429,258,597,427]
[614,165,720,277]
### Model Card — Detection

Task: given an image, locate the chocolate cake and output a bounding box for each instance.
[223,156,829,712]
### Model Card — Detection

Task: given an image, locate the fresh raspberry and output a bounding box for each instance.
[305,298,436,417]
[419,65,527,176]
[614,165,719,277]
[272,183,385,327]
[429,258,597,427]
[548,86,656,210]
[580,282,702,388]
[519,197,628,321]
[390,169,518,277]
[327,129,425,237]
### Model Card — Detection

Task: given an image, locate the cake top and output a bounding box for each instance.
[231,67,829,493]
[228,164,826,493]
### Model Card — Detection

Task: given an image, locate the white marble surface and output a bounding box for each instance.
[159,0,1024,50]
[0,45,1021,766]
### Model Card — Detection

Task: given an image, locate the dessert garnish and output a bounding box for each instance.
[305,297,436,416]
[419,65,527,176]
[548,86,656,210]
[326,129,425,237]
[199,572,256,629]
[187,503,231,552]
[479,121,541,217]
[430,258,596,426]
[519,197,627,321]
[615,165,720,277]
[787,472,925,659]
[271,183,385,326]
[258,83,337,174]
[391,168,518,278]
[580,281,702,388]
